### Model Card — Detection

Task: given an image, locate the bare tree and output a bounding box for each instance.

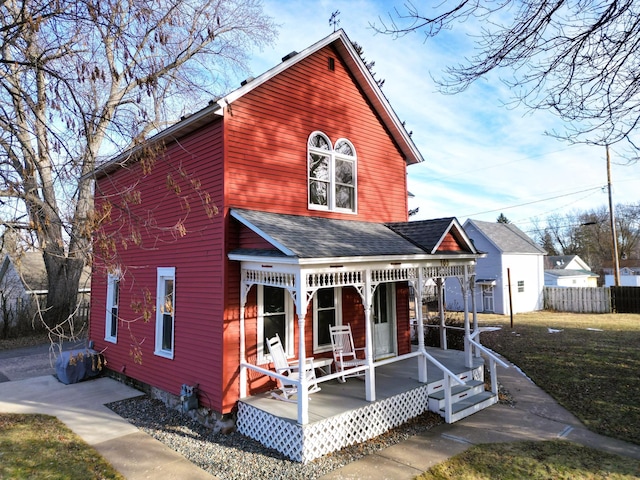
[0,0,276,331]
[373,1,640,150]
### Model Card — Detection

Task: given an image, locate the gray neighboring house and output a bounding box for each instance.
[544,255,598,287]
[445,219,546,315]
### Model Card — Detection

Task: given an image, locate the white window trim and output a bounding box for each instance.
[104,272,120,344]
[257,285,294,365]
[313,287,342,353]
[308,131,357,214]
[154,267,176,359]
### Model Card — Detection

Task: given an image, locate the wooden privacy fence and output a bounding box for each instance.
[543,286,612,313]
[610,286,640,313]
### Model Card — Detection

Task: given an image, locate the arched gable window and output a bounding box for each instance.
[308,132,357,213]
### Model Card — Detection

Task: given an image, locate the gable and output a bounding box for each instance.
[223,43,411,223]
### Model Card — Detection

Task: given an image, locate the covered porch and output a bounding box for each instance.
[228,210,508,462]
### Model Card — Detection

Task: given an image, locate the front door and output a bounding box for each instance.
[373,283,396,359]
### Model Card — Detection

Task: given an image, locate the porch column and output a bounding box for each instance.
[437,278,446,349]
[416,269,427,383]
[239,281,249,398]
[463,266,472,368]
[364,270,376,402]
[471,277,480,358]
[293,274,310,426]
[296,310,309,425]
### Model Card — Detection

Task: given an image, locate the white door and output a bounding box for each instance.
[482,285,494,312]
[373,283,396,359]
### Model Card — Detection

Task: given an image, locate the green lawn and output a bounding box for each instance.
[417,311,640,479]
[0,413,124,480]
[477,311,640,444]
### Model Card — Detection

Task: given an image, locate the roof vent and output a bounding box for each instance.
[281,51,298,62]
[240,76,254,87]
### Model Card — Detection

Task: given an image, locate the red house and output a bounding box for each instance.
[89,30,506,462]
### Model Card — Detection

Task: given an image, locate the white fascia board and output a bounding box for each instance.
[431,218,478,255]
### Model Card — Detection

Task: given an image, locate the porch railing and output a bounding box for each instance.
[468,329,509,396]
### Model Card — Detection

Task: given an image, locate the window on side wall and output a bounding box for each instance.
[517,280,525,293]
[313,287,342,353]
[105,272,120,343]
[155,267,176,359]
[258,285,293,364]
[308,131,357,213]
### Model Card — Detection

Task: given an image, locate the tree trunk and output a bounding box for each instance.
[42,252,84,330]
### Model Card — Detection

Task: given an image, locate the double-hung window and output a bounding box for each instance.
[308,132,357,213]
[258,285,293,364]
[105,272,120,343]
[155,267,176,359]
[313,287,342,352]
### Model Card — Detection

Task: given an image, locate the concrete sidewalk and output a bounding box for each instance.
[1,361,639,479]
[319,363,640,479]
[0,375,216,480]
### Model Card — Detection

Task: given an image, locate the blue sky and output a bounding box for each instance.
[246,0,639,234]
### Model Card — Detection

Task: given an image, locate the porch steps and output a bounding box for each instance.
[444,391,498,423]
[427,367,499,423]
[427,379,484,411]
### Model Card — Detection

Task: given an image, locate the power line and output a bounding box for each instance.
[463,185,605,218]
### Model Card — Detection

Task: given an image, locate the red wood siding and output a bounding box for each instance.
[437,232,465,252]
[90,119,228,412]
[224,45,409,223]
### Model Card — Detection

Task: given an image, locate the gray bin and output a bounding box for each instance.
[55,349,104,384]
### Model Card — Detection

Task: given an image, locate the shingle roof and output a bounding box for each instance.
[230,209,471,259]
[387,218,463,253]
[466,220,546,255]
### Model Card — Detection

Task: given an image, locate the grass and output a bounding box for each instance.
[417,440,640,479]
[476,311,640,444]
[0,413,124,480]
[417,311,640,479]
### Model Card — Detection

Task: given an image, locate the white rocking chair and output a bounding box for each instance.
[266,334,320,402]
[330,324,367,382]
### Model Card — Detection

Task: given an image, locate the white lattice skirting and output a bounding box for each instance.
[237,384,431,463]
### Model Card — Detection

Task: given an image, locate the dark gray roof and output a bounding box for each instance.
[230,209,450,258]
[387,218,464,253]
[466,220,546,255]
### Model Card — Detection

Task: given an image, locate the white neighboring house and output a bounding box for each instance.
[604,265,640,286]
[0,252,91,327]
[544,255,599,287]
[445,219,546,315]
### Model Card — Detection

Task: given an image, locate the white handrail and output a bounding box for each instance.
[468,336,510,369]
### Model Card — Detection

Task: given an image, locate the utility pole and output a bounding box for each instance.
[607,145,620,287]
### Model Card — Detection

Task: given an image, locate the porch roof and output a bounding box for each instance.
[229,209,477,261]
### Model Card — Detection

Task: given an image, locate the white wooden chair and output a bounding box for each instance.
[330,324,367,382]
[266,334,320,402]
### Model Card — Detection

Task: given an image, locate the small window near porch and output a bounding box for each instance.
[258,285,294,364]
[313,287,342,353]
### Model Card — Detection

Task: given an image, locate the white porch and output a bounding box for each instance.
[237,347,497,463]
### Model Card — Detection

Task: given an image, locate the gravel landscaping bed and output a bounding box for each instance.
[107,396,444,480]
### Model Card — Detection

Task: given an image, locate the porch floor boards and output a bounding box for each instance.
[240,347,484,425]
